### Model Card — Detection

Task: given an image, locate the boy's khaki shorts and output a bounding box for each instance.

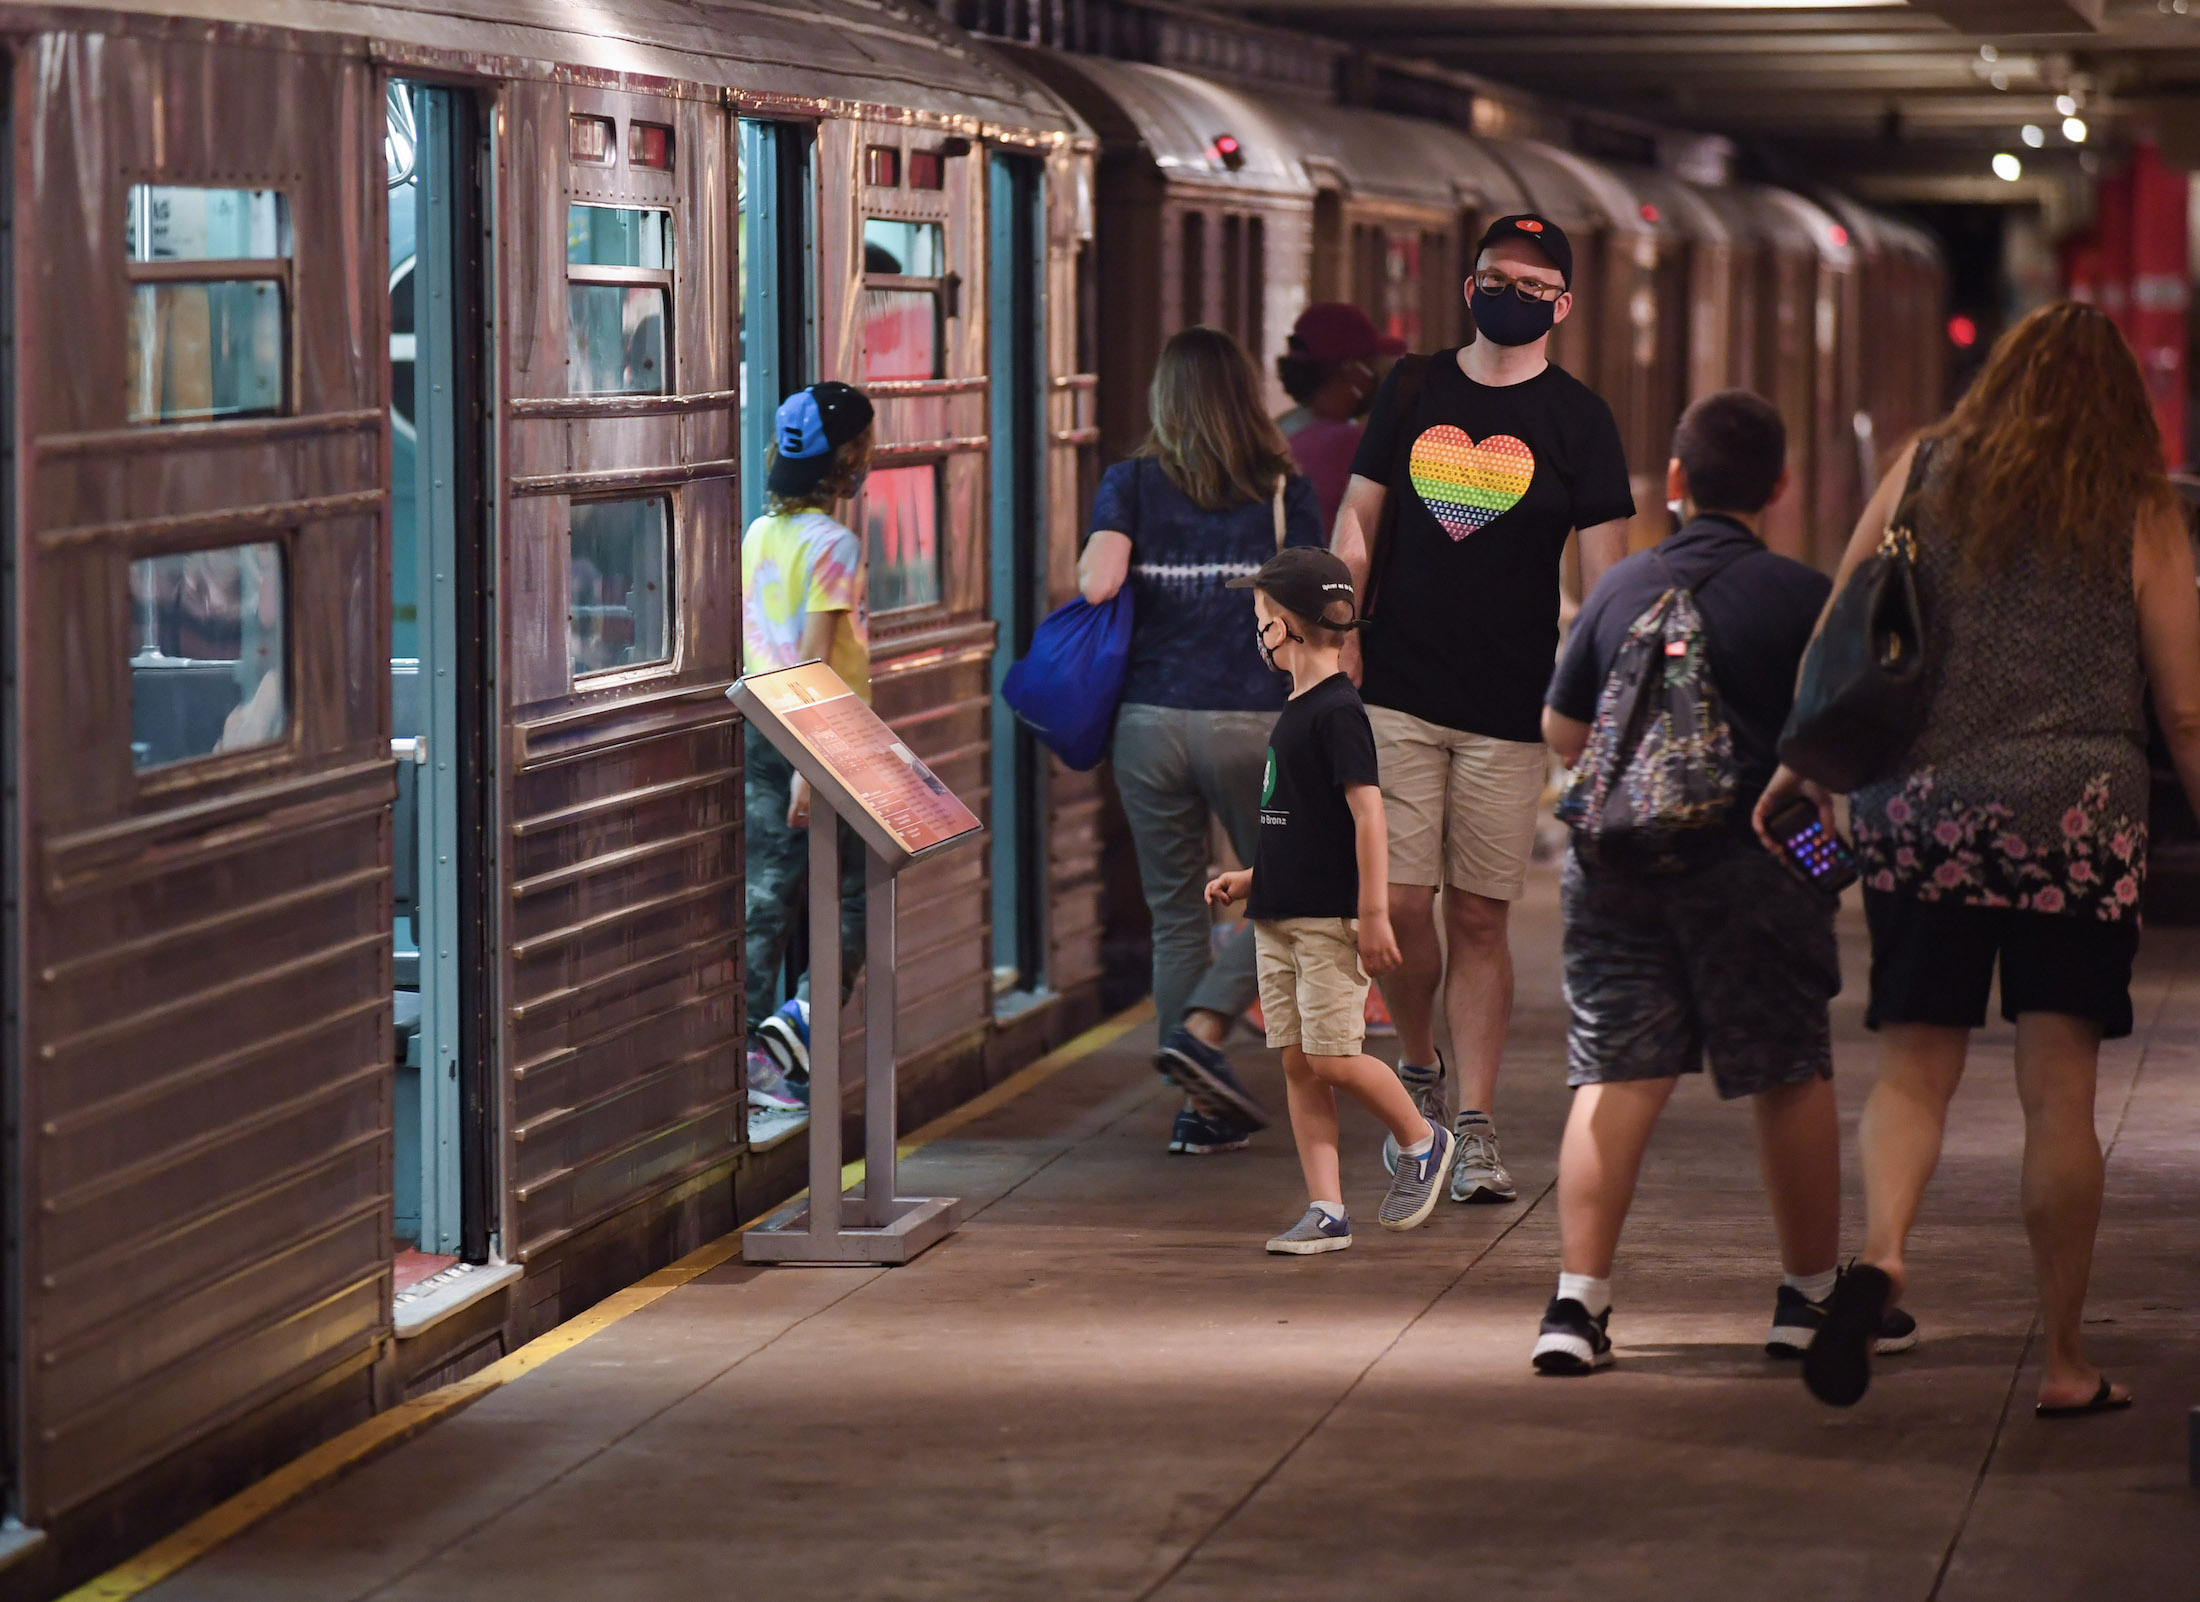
[1367,705,1547,900]
[1255,918,1370,1057]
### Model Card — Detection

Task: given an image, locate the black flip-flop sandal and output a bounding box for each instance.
[1803,1263,1890,1408]
[2035,1377,2133,1419]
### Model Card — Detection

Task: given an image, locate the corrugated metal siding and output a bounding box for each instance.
[15,36,389,1518]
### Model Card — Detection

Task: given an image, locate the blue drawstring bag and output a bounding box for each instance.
[1002,586,1132,771]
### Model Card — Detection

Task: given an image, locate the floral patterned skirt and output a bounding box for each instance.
[1851,768,2146,920]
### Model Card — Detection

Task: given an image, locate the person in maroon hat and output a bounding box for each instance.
[1333,213,1637,1210]
[1276,303,1406,528]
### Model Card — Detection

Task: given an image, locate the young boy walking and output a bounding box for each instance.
[741,380,877,1110]
[1202,548,1454,1253]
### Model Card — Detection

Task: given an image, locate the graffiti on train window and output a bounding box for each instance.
[863,219,946,383]
[863,464,942,613]
[567,205,673,395]
[128,542,288,769]
[569,497,673,677]
[124,186,290,423]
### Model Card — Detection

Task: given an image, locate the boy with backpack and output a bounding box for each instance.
[1200,547,1454,1253]
[741,381,877,1111]
[1531,390,1916,1371]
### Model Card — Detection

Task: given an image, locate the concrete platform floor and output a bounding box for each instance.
[148,861,2200,1601]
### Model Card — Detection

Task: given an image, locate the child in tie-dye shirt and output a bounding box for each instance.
[741,381,876,1110]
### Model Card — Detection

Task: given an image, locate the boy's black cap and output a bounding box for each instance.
[1474,214,1571,288]
[767,380,876,495]
[1227,546,1363,629]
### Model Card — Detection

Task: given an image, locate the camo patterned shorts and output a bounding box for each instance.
[1561,841,1841,1099]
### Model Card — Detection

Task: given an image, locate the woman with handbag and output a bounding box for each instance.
[1078,326,1326,1152]
[1755,302,2200,1416]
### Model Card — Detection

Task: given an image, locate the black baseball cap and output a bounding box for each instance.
[1227,546,1364,631]
[1474,213,1572,288]
[767,380,876,495]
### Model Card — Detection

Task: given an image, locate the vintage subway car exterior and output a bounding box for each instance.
[0,0,1101,1589]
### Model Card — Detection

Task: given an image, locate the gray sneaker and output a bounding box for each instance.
[1378,1119,1454,1232]
[1380,1056,1448,1177]
[1449,1115,1517,1204]
[1266,1205,1352,1255]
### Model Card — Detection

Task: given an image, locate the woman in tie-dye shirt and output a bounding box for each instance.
[740,382,875,1109]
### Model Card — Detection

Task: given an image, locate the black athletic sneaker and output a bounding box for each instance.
[1803,1263,1891,1407]
[1166,1106,1254,1155]
[1767,1280,1924,1359]
[1532,1297,1614,1375]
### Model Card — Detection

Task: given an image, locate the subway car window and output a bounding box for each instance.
[124,185,290,423]
[863,217,943,275]
[127,541,288,768]
[863,464,941,612]
[566,203,672,394]
[568,496,672,676]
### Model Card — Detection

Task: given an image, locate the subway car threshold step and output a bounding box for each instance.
[0,1519,46,1574]
[393,1260,521,1339]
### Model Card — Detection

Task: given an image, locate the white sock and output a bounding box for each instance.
[1400,1121,1435,1158]
[1312,1199,1347,1222]
[1459,1108,1491,1127]
[1558,1272,1611,1316]
[1397,1059,1442,1087]
[1786,1267,1838,1304]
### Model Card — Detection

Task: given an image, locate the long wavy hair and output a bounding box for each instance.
[1922,301,2175,572]
[1141,326,1296,511]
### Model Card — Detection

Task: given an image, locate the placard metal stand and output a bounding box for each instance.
[732,663,986,1266]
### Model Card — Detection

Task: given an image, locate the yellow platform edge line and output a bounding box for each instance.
[61,998,1153,1602]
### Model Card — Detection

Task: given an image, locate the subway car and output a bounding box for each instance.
[0,0,1105,1589]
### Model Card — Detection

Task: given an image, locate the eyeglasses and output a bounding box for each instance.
[1472,269,1565,304]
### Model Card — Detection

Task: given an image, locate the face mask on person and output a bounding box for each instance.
[1468,285,1558,348]
[1254,613,1303,675]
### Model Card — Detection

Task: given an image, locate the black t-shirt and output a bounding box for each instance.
[1546,515,1832,844]
[1351,351,1635,742]
[1249,673,1382,920]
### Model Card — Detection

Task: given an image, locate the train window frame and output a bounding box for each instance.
[122,184,294,425]
[861,215,950,386]
[566,492,678,686]
[125,535,296,789]
[565,202,675,396]
[859,458,946,619]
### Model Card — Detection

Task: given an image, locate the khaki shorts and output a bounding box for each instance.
[1367,705,1547,900]
[1256,918,1370,1057]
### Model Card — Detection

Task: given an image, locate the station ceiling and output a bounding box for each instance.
[1196,1,2200,200]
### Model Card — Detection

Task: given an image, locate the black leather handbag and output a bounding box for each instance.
[1776,442,1936,793]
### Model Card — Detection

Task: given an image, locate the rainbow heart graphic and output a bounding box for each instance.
[1408,425,1536,541]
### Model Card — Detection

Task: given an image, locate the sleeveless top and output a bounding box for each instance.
[1850,460,2149,921]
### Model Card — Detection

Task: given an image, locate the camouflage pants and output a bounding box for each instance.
[745,724,866,1032]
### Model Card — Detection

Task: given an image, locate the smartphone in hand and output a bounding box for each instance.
[1764,796,1859,894]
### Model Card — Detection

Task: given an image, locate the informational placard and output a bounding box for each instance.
[733,661,983,865]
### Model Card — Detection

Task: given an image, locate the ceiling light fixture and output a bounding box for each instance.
[2055,94,2078,116]
[1993,152,2024,181]
[1991,70,2010,90]
[1979,44,1999,62]
[2022,124,2045,147]
[2064,117,2088,142]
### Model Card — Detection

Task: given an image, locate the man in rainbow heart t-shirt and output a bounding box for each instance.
[1332,212,1636,1206]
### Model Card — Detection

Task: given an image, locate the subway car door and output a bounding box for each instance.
[384,79,494,1275]
[988,152,1046,999]
[12,37,387,1523]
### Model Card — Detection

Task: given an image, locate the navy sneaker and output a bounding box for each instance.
[1767,1281,1923,1359]
[1166,1106,1254,1155]
[1533,1297,1614,1375]
[1155,1027,1271,1129]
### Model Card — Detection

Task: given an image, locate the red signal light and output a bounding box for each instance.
[1212,133,1245,170]
[1829,224,1850,248]
[1947,315,1978,348]
[1640,203,1660,224]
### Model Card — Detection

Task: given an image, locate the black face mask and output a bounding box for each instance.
[1254,615,1303,675]
[1469,287,1557,348]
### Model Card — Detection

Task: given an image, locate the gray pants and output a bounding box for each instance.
[1110,703,1275,1040]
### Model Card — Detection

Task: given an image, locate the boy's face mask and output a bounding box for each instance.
[1254,612,1304,675]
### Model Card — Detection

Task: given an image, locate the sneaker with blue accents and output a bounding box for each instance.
[1167,1106,1255,1155]
[756,997,811,1091]
[1155,1027,1271,1130]
[1382,1054,1448,1176]
[745,1045,804,1112]
[1266,1205,1352,1255]
[1377,1118,1454,1231]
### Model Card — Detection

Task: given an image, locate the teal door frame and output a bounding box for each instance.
[739,119,816,530]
